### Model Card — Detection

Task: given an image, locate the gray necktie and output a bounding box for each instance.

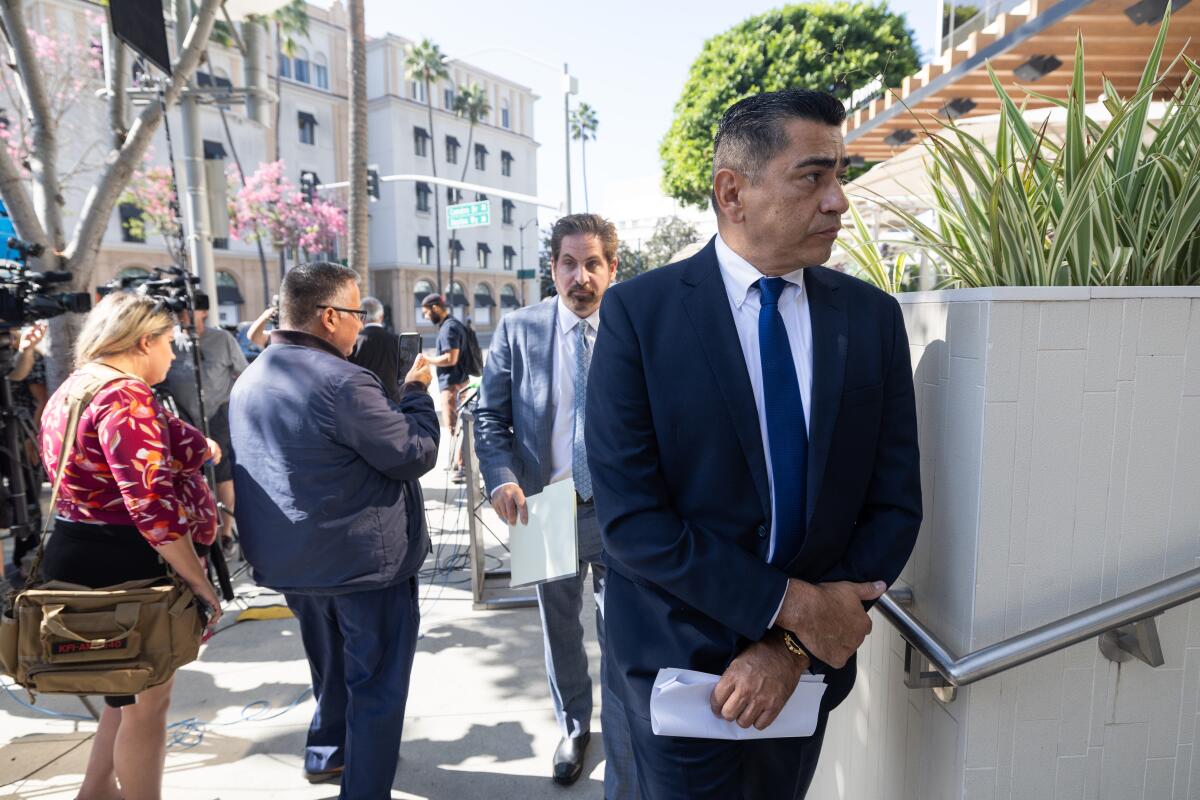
[572,322,593,501]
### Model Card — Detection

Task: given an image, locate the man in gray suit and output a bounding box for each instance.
[475,213,637,797]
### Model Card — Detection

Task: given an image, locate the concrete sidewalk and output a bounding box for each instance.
[0,422,607,800]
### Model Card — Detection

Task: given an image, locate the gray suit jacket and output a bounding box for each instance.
[474,298,558,497]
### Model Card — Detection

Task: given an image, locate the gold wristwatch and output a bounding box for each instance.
[781,630,809,660]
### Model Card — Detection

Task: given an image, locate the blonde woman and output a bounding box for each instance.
[38,292,222,800]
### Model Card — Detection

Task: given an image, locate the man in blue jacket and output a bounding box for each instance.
[230,261,439,798]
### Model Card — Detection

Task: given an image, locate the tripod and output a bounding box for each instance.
[0,329,42,585]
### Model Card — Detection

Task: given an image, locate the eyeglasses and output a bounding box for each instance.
[317,304,367,321]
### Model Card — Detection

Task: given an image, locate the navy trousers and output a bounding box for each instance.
[285,577,420,800]
[616,645,829,800]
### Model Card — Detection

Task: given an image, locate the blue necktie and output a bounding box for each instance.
[757,277,808,566]
[572,322,593,501]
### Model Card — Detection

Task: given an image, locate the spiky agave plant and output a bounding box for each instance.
[847,9,1200,289]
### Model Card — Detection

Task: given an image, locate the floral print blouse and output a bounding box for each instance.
[40,373,217,547]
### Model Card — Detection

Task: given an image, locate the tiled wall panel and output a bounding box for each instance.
[813,292,1200,800]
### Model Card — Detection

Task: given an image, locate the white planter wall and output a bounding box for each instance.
[812,287,1200,800]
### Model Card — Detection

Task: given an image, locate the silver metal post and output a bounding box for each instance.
[242,22,269,126]
[563,62,572,216]
[173,0,218,301]
[879,565,1200,688]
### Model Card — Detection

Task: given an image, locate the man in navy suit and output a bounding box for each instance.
[586,89,922,798]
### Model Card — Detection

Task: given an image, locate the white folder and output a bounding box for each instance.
[508,478,579,588]
[650,668,827,740]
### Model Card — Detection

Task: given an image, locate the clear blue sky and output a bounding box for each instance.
[363,0,937,223]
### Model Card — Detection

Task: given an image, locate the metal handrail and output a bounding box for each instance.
[877,565,1200,688]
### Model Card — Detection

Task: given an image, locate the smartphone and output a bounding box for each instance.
[398,332,422,379]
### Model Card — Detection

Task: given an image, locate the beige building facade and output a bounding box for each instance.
[19,0,538,334]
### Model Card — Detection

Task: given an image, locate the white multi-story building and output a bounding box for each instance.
[365,36,540,332]
[11,0,539,333]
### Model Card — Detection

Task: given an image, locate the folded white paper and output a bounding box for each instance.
[508,478,578,588]
[650,668,827,740]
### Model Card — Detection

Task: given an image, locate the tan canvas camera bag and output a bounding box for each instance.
[0,363,205,697]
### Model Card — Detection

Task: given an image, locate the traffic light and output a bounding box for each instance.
[299,170,319,203]
[367,168,380,202]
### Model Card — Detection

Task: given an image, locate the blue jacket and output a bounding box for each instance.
[229,330,440,595]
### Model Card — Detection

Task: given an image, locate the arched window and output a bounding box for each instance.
[449,281,467,321]
[413,278,435,302]
[414,279,435,327]
[474,282,495,327]
[313,52,329,90]
[293,46,310,84]
[215,271,244,326]
[116,266,150,283]
[501,98,511,129]
[500,283,520,314]
[279,52,292,79]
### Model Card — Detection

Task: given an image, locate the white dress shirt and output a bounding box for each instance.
[714,234,814,625]
[549,298,599,484]
[491,298,599,498]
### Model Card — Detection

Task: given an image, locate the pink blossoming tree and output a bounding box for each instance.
[0,22,105,185]
[229,160,346,265]
[119,165,185,265]
[0,0,222,382]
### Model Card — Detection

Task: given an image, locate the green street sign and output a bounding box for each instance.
[516,269,536,280]
[447,200,491,229]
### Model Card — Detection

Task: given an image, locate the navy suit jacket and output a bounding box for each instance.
[585,237,922,720]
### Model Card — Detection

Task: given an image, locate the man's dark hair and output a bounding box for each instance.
[711,89,847,208]
[549,213,619,265]
[279,261,359,329]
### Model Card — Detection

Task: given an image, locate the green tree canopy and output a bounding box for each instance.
[660,2,920,208]
[615,216,701,283]
[644,216,700,269]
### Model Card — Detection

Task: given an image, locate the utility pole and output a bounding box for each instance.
[347,0,369,284]
[563,62,572,215]
[519,216,537,306]
[173,0,218,301]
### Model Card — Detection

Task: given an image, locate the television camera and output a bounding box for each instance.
[0,237,91,326]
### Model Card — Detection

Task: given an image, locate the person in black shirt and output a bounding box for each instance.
[421,294,469,481]
[350,297,403,402]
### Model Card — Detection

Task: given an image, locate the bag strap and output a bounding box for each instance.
[41,601,142,646]
[20,364,140,589]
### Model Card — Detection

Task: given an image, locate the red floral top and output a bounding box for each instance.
[40,373,217,547]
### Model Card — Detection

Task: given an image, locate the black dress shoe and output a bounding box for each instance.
[303,765,344,784]
[552,732,590,785]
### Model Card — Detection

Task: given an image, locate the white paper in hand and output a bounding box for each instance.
[650,668,827,740]
[508,479,578,588]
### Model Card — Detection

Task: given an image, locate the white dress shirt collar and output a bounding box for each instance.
[714,233,807,308]
[556,297,599,336]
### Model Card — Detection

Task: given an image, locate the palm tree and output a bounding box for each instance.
[243,0,307,280]
[453,83,491,183]
[348,0,368,282]
[405,39,449,293]
[265,0,309,162]
[448,83,491,303]
[570,103,598,212]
